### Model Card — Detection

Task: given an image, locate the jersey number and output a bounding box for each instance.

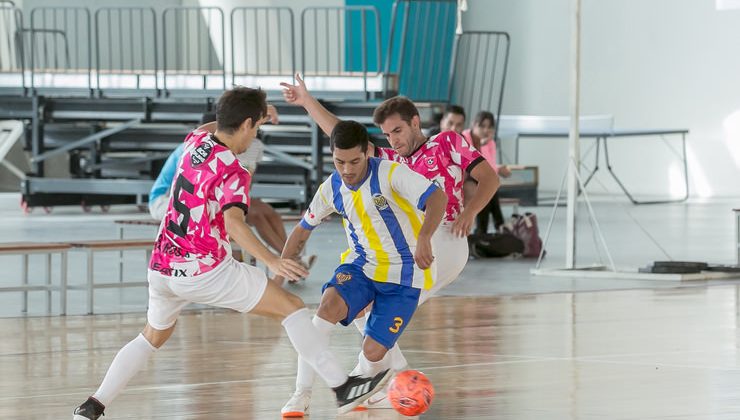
[388,317,404,334]
[167,175,195,238]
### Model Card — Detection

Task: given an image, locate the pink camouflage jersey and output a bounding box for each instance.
[375,131,484,222]
[149,130,251,277]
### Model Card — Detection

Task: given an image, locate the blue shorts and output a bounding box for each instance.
[322,264,421,349]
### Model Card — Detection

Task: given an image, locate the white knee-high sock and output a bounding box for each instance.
[352,313,408,372]
[358,351,391,377]
[92,333,157,406]
[282,308,346,389]
[293,314,335,391]
[387,344,409,371]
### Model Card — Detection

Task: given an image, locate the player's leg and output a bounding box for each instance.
[246,198,285,253]
[256,198,288,247]
[419,222,469,304]
[490,191,505,231]
[281,264,378,416]
[352,283,420,409]
[200,260,389,414]
[73,271,187,420]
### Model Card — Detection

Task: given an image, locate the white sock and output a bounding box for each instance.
[358,351,391,377]
[92,333,157,406]
[388,344,409,371]
[352,313,367,335]
[294,314,335,391]
[282,308,346,388]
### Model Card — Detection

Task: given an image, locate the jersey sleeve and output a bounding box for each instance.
[300,181,336,230]
[375,145,399,161]
[444,132,485,174]
[389,162,439,211]
[149,143,185,202]
[218,164,252,214]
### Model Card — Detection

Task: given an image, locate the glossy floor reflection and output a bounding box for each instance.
[4,287,740,419]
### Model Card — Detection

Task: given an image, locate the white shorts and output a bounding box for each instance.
[146,257,268,330]
[148,194,168,220]
[419,223,469,304]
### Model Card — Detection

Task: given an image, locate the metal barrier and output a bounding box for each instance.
[385,0,457,101]
[94,7,158,96]
[448,31,510,128]
[0,2,25,95]
[29,7,92,96]
[301,6,381,99]
[230,7,295,87]
[161,6,226,96]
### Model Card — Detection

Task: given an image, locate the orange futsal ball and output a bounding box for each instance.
[387,370,434,416]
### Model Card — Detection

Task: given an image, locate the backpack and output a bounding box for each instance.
[502,213,544,258]
[468,232,524,258]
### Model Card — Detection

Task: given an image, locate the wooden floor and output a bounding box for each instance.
[5,286,740,419]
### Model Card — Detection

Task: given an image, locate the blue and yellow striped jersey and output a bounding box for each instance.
[301,157,439,290]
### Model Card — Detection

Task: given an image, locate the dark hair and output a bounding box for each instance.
[373,96,419,125]
[444,104,466,121]
[200,111,217,125]
[474,111,496,128]
[215,87,267,134]
[330,120,369,153]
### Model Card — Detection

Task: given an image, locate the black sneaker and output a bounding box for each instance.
[333,369,393,414]
[73,396,105,420]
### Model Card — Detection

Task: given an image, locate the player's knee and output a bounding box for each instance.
[362,339,388,362]
[316,289,348,324]
[142,323,175,348]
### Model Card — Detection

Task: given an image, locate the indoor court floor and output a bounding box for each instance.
[1,193,740,419]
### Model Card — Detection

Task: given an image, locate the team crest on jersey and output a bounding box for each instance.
[425,156,436,168]
[190,142,213,167]
[336,272,352,284]
[372,193,389,210]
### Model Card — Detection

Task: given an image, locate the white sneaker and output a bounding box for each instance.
[281,389,311,417]
[357,384,393,410]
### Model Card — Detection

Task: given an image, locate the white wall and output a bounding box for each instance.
[463,0,740,198]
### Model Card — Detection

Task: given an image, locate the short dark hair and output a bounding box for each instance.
[215,87,267,134]
[444,104,466,121]
[373,96,419,125]
[331,120,369,153]
[474,111,496,128]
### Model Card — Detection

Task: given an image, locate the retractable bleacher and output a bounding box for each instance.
[0,1,509,212]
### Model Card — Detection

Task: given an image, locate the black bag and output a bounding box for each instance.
[468,232,524,258]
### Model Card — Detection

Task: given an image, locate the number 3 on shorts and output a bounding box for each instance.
[389,317,404,334]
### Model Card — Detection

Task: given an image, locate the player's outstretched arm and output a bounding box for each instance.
[273,224,314,285]
[452,162,500,237]
[280,73,341,137]
[415,189,448,269]
[224,207,308,281]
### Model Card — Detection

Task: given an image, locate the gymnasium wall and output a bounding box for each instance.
[463,0,740,198]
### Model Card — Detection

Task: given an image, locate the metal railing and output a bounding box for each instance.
[94,7,158,95]
[161,6,225,95]
[230,7,295,85]
[301,6,381,98]
[0,1,23,75]
[29,7,92,96]
[448,31,510,128]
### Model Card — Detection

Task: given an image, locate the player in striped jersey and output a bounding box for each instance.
[280,74,500,410]
[277,120,448,417]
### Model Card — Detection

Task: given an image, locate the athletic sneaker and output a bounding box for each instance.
[72,396,105,420]
[281,389,311,417]
[334,369,392,414]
